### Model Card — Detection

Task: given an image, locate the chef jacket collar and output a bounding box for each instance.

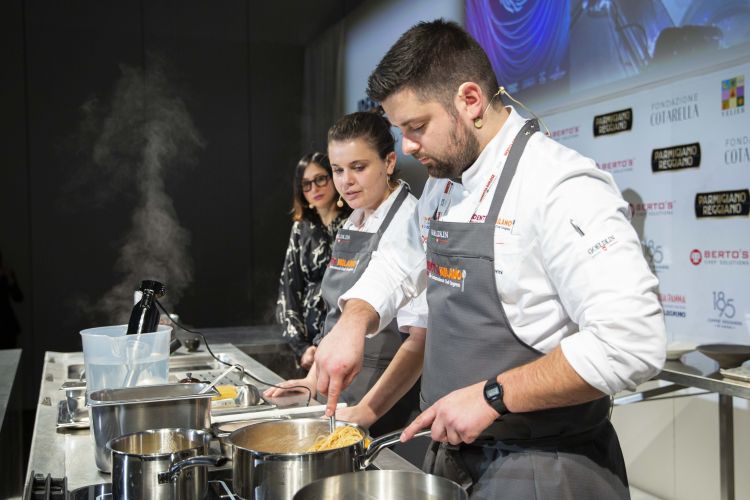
[347,180,408,229]
[457,106,525,195]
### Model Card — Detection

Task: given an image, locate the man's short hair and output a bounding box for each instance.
[367,19,501,112]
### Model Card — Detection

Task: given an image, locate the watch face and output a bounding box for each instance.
[486,385,501,399]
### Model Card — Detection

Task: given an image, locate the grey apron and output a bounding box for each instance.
[423,120,629,499]
[320,186,420,436]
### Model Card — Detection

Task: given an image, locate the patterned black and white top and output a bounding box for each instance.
[276,213,348,359]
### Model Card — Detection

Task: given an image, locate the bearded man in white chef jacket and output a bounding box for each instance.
[315,19,666,499]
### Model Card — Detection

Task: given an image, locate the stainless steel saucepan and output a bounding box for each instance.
[227,418,430,500]
[107,428,226,500]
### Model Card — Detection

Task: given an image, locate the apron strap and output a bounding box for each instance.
[376,185,410,238]
[484,119,539,225]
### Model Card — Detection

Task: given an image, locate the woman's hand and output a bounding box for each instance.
[299,345,316,370]
[263,374,317,399]
[335,404,378,429]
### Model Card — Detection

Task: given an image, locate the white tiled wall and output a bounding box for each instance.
[612,381,750,500]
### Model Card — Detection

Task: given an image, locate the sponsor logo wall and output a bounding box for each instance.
[544,62,750,344]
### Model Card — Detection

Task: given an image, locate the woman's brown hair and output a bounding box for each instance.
[291,152,334,222]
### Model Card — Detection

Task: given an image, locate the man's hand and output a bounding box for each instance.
[400,380,499,445]
[299,345,316,370]
[314,322,365,416]
[314,299,378,416]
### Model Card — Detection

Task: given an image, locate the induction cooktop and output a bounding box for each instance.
[68,480,237,500]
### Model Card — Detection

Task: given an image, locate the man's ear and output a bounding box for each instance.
[456,82,484,120]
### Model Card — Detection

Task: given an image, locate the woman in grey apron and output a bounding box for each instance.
[265,111,422,436]
[422,120,629,499]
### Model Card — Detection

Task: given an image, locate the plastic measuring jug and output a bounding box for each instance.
[80,324,171,393]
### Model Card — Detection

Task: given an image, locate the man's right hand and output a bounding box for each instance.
[314,299,377,416]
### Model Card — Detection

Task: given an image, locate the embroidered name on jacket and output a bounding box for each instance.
[587,236,618,257]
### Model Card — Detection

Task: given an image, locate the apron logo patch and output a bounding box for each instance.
[329,257,358,271]
[496,217,515,231]
[335,233,351,243]
[430,228,449,244]
[427,260,466,290]
[587,235,618,257]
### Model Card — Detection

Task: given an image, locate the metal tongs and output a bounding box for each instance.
[329,413,336,434]
[199,363,244,394]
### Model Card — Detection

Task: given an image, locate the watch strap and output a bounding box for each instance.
[484,378,510,416]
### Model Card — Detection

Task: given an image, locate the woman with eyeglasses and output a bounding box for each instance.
[267,111,425,435]
[276,152,351,371]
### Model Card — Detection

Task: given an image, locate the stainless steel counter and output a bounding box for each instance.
[0,349,23,498]
[24,343,419,495]
[655,352,750,500]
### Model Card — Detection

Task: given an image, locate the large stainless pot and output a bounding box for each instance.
[211,416,291,457]
[293,470,467,499]
[88,383,218,472]
[227,418,430,500]
[108,428,226,500]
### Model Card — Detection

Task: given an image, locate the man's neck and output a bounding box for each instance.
[476,106,510,151]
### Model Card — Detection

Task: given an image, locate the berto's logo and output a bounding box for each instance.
[713,291,736,319]
[690,249,702,266]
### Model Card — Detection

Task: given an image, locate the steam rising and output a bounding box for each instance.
[80,59,205,323]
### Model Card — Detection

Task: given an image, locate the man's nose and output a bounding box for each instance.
[401,135,419,156]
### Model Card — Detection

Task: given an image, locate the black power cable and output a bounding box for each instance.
[155,299,312,406]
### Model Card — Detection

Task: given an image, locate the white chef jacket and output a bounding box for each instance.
[340,181,428,331]
[341,107,666,395]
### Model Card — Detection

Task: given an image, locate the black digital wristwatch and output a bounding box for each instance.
[483,377,510,416]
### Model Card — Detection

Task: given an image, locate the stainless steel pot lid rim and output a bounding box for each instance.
[88,383,219,405]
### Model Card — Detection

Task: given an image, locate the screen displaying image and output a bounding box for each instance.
[466,0,750,105]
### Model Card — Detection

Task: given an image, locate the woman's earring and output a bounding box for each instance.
[474,117,483,129]
[336,196,344,208]
[309,203,314,209]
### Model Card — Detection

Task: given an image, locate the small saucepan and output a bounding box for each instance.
[107,428,227,500]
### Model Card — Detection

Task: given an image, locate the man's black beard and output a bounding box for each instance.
[417,120,480,179]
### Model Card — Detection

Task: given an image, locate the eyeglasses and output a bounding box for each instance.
[301,174,331,192]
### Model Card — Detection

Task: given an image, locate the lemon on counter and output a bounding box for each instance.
[212,385,238,401]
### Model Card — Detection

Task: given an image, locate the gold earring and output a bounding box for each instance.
[336,196,344,208]
[474,117,483,129]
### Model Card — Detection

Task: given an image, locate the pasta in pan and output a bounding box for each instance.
[306,426,364,452]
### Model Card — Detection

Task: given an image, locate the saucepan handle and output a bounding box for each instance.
[358,428,431,469]
[157,455,228,484]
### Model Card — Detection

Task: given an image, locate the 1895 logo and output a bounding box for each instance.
[642,239,669,272]
[708,290,742,330]
[713,291,736,319]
